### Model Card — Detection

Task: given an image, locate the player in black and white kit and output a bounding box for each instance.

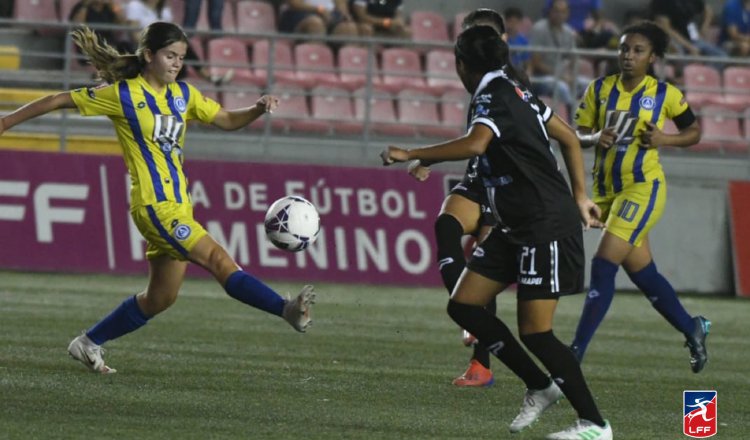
[382,26,612,440]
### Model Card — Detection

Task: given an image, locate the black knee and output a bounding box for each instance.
[434,214,464,252]
[447,300,482,329]
[520,330,560,360]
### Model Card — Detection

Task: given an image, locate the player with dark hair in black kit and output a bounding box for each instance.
[382,26,613,440]
[406,7,508,389]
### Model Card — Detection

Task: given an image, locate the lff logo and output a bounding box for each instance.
[683,390,717,438]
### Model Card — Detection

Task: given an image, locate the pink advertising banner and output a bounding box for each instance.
[0,150,449,286]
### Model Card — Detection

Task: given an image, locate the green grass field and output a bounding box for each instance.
[1,271,748,439]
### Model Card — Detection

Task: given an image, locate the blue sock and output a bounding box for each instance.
[224,271,285,316]
[86,295,150,345]
[627,261,694,335]
[571,257,619,360]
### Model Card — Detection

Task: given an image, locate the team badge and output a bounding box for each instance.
[174,224,192,240]
[683,390,717,438]
[639,96,656,110]
[173,96,187,113]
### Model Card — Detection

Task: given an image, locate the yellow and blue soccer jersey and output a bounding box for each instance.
[575,74,692,198]
[71,75,221,208]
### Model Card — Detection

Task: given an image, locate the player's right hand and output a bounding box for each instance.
[407,160,430,181]
[596,127,617,149]
[380,145,409,165]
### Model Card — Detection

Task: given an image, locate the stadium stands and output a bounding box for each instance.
[410,10,450,44]
[397,89,459,138]
[207,37,257,84]
[337,45,381,90]
[425,49,463,93]
[380,47,427,92]
[696,106,747,154]
[354,87,416,137]
[294,42,340,88]
[236,0,277,42]
[683,63,722,109]
[309,85,362,135]
[721,66,750,112]
[251,39,299,86]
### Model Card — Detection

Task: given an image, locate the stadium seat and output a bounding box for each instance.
[207,37,258,84]
[251,39,300,86]
[410,10,450,44]
[266,82,330,134]
[694,106,747,154]
[337,45,380,90]
[722,66,750,112]
[220,85,262,109]
[354,87,416,137]
[189,79,221,103]
[183,36,206,80]
[0,46,21,70]
[15,0,59,35]
[236,0,277,42]
[59,0,79,22]
[294,42,341,88]
[425,49,463,93]
[309,86,362,135]
[683,63,722,109]
[576,58,595,78]
[397,89,459,138]
[540,95,570,124]
[380,47,427,93]
[745,108,750,139]
[440,89,469,132]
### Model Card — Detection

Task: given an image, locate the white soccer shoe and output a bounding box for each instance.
[509,381,564,433]
[67,333,116,374]
[546,419,613,440]
[283,285,315,332]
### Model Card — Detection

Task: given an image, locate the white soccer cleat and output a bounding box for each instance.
[509,381,563,433]
[67,333,116,374]
[545,419,613,440]
[283,285,315,332]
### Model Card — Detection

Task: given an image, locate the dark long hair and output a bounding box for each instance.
[455,25,529,88]
[621,20,669,57]
[72,21,188,83]
[461,8,506,34]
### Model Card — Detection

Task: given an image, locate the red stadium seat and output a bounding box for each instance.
[410,10,450,43]
[59,0,79,22]
[15,0,59,35]
[309,86,362,135]
[745,108,750,139]
[683,64,722,109]
[722,66,750,112]
[425,49,463,93]
[189,79,221,103]
[694,106,747,154]
[220,85,262,109]
[440,89,469,132]
[354,87,416,137]
[397,89,460,138]
[251,39,300,86]
[380,47,427,93]
[266,82,330,134]
[294,42,341,88]
[207,37,258,84]
[236,0,277,41]
[337,45,380,90]
[576,58,595,78]
[183,36,206,80]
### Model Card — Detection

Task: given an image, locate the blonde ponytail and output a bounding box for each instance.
[71,26,141,84]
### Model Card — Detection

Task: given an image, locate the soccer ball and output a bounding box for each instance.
[264,196,321,252]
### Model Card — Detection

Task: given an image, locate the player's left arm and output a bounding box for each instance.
[381,124,494,165]
[546,114,603,229]
[212,95,279,131]
[640,86,701,149]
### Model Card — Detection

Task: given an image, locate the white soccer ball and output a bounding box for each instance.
[264,196,321,252]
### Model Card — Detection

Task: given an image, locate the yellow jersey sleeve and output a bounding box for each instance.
[185,83,221,124]
[663,83,689,120]
[70,84,123,117]
[574,81,599,129]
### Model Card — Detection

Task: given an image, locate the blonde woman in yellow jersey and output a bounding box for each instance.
[570,21,710,373]
[0,22,315,374]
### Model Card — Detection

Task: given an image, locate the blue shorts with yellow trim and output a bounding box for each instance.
[595,177,666,247]
[131,201,208,260]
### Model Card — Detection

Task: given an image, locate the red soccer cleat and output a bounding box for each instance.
[452,359,494,387]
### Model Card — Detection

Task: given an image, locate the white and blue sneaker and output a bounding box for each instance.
[67,333,116,374]
[546,419,613,440]
[283,285,315,332]
[509,381,564,432]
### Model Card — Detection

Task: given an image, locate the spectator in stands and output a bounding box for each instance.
[503,7,531,70]
[69,0,133,55]
[720,0,750,57]
[350,0,410,39]
[183,0,225,31]
[126,0,173,42]
[650,0,728,58]
[528,0,591,108]
[544,0,617,49]
[278,0,362,38]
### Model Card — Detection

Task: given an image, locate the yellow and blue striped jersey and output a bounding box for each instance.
[574,74,690,198]
[71,75,221,207]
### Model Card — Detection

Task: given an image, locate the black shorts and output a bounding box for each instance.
[279,9,346,33]
[467,230,584,300]
[447,174,498,228]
